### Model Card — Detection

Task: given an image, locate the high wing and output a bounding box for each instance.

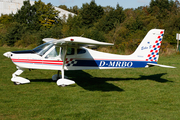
[42,38,57,43]
[43,36,114,47]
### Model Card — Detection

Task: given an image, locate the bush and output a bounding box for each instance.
[4,22,27,46]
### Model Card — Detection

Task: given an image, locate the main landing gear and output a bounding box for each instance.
[52,70,75,87]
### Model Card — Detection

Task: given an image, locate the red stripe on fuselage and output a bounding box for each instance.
[11,59,63,65]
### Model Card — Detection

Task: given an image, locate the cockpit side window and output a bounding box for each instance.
[32,43,53,56]
[67,48,75,55]
[45,47,60,59]
[77,48,86,54]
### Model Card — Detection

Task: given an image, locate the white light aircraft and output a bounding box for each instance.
[3,29,175,86]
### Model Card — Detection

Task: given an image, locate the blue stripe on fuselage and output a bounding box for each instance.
[73,60,157,68]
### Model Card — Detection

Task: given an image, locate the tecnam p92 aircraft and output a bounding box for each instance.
[3,29,175,86]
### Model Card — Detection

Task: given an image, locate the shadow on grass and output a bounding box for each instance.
[30,71,173,92]
[65,71,172,91]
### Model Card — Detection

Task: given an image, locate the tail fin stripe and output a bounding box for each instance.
[146,30,164,62]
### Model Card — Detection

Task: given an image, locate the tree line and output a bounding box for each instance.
[0,0,179,53]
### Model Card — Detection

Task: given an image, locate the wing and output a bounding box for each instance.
[43,38,57,43]
[43,37,114,47]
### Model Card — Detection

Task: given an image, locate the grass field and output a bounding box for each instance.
[0,47,180,120]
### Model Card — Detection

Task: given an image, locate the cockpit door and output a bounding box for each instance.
[42,46,63,70]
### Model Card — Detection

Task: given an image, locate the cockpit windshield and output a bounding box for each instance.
[32,42,53,56]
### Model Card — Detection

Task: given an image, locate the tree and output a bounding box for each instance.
[0,14,13,24]
[96,4,126,33]
[58,5,69,11]
[13,0,39,30]
[103,6,114,14]
[4,22,27,46]
[70,6,79,14]
[34,0,61,29]
[80,0,104,27]
[14,0,61,30]
[61,15,83,37]
[148,0,176,21]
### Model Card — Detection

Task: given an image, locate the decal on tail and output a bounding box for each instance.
[146,30,164,62]
[132,29,164,62]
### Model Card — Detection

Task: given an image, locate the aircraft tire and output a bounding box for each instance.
[13,82,21,85]
[60,84,66,87]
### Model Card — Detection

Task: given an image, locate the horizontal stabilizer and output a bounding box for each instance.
[147,63,176,68]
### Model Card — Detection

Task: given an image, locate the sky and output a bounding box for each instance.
[35,0,152,9]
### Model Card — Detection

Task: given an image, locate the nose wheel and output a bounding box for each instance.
[11,67,30,85]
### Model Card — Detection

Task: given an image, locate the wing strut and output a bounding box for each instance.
[61,45,67,79]
[56,46,75,86]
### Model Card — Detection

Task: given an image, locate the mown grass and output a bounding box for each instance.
[0,47,180,120]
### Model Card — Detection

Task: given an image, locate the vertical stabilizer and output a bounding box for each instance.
[132,29,164,62]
